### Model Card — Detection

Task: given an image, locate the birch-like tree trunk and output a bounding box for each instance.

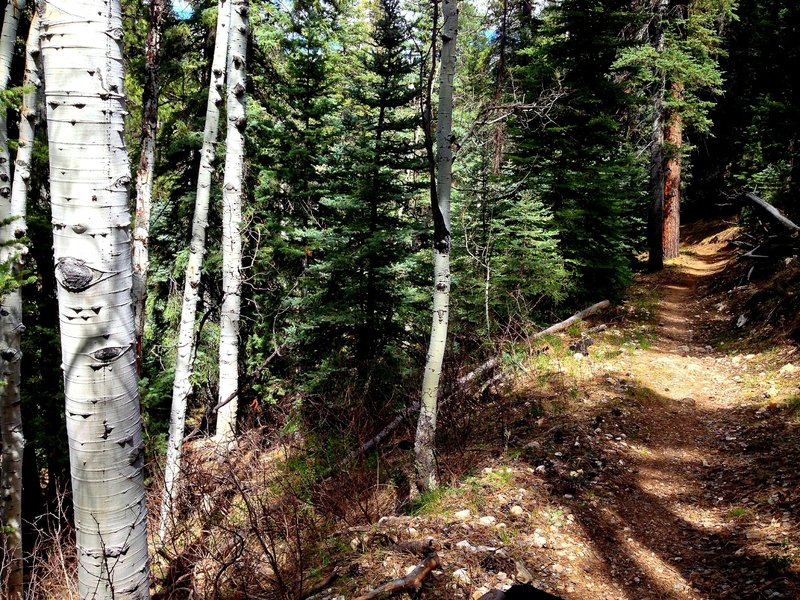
[0,2,29,597]
[132,0,168,369]
[414,0,458,493]
[215,0,248,447]
[160,0,230,543]
[41,1,151,597]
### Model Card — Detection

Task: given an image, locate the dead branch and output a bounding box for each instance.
[353,553,440,600]
[349,300,609,463]
[532,300,611,339]
[299,568,339,600]
[740,192,800,234]
[389,538,439,557]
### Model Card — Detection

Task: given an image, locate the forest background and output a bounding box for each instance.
[1,0,799,597]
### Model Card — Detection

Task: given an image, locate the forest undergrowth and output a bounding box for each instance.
[127,220,799,599]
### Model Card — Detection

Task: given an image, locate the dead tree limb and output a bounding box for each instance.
[354,553,440,600]
[740,192,800,233]
[532,300,611,339]
[349,300,610,463]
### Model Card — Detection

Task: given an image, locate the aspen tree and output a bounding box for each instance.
[215,0,248,447]
[0,3,32,596]
[160,0,230,543]
[40,0,151,596]
[132,0,169,367]
[415,0,458,493]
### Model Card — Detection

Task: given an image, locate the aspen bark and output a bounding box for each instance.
[41,1,151,597]
[415,0,458,493]
[160,0,230,543]
[0,3,29,597]
[132,0,168,369]
[214,0,248,447]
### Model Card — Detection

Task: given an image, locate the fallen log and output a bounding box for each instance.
[739,192,800,234]
[354,553,440,600]
[532,300,611,339]
[348,357,500,462]
[350,300,610,462]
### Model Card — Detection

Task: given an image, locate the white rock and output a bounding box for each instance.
[452,568,471,586]
[532,534,547,548]
[454,509,471,520]
[510,505,524,517]
[479,515,497,526]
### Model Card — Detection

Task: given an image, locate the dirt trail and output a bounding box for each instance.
[342,227,799,600]
[540,232,800,599]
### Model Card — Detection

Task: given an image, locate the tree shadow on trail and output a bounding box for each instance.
[497,378,800,599]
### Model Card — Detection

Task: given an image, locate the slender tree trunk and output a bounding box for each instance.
[647,0,668,272]
[215,0,248,447]
[491,0,508,177]
[132,0,168,370]
[160,0,230,542]
[662,80,683,260]
[415,0,458,493]
[41,1,151,596]
[0,3,29,597]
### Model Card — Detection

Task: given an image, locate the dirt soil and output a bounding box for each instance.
[331,223,800,600]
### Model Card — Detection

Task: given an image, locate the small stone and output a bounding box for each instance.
[532,534,547,548]
[454,509,471,520]
[510,505,524,517]
[452,568,471,586]
[515,560,534,584]
[573,352,584,360]
[497,571,508,582]
[456,539,475,551]
[779,363,798,375]
[472,588,490,600]
[479,515,497,526]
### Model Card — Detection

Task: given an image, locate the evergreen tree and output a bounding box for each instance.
[298,0,425,405]
[510,0,646,301]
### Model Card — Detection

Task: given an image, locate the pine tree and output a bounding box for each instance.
[511,0,645,300]
[296,0,425,405]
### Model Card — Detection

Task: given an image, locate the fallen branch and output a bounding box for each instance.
[347,357,500,462]
[300,568,340,600]
[739,192,800,234]
[532,300,611,339]
[350,301,610,462]
[354,553,440,600]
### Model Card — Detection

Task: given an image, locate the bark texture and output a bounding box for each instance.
[0,2,29,597]
[160,0,230,543]
[415,0,458,493]
[41,1,150,597]
[662,80,683,260]
[132,0,168,369]
[215,0,248,447]
[647,0,668,272]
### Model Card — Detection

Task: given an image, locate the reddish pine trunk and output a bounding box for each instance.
[662,81,683,260]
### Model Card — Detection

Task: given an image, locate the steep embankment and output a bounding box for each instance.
[337,222,800,599]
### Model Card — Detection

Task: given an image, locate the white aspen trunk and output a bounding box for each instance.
[414,0,458,493]
[0,0,26,197]
[132,0,168,368]
[0,3,29,598]
[159,0,230,543]
[214,0,248,448]
[41,2,150,597]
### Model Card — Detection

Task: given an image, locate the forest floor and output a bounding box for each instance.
[334,222,800,600]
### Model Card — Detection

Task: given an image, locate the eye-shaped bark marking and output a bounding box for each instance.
[55,257,112,292]
[89,346,130,370]
[0,348,22,362]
